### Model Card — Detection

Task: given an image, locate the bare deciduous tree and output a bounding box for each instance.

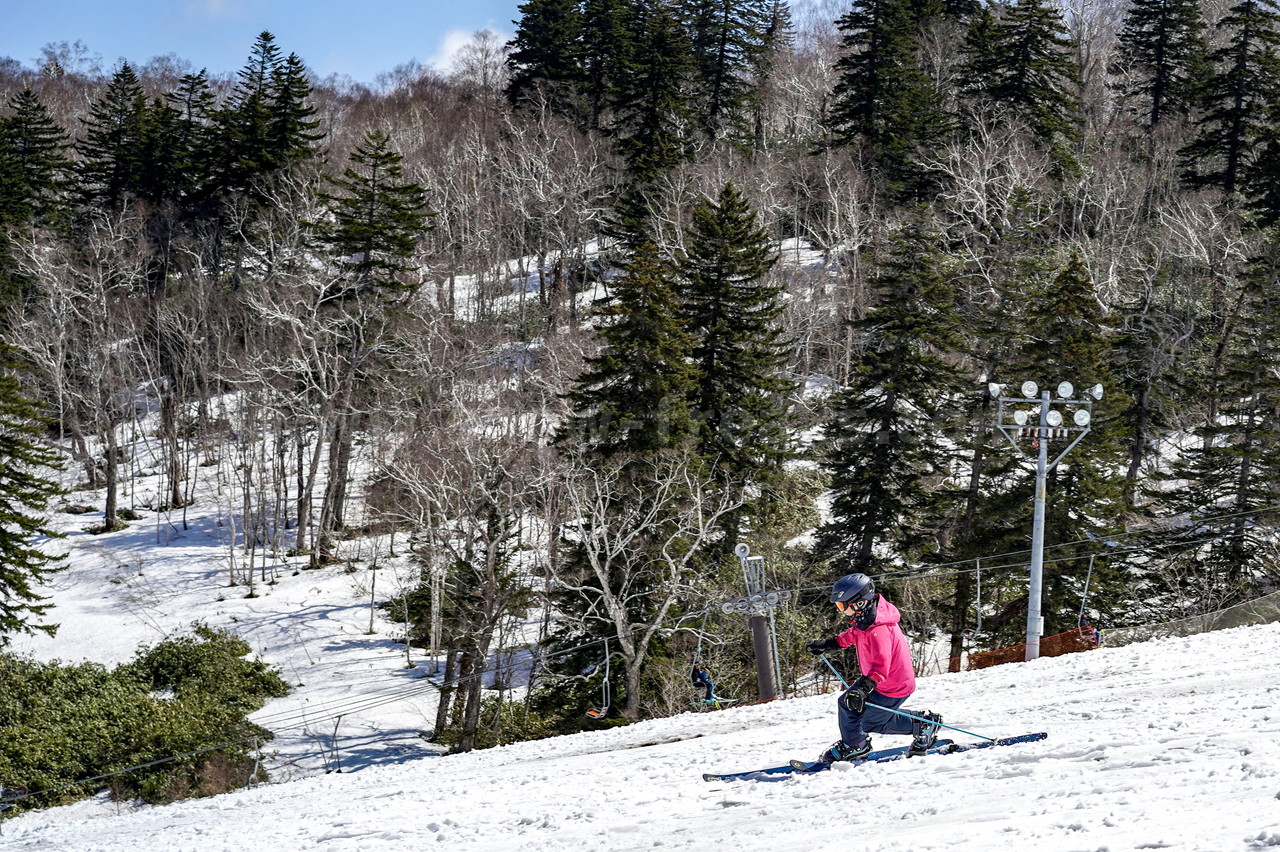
[554,448,739,720]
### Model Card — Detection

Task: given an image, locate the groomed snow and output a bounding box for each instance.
[7,620,1280,851]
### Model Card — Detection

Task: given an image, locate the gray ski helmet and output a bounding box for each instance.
[830,573,875,604]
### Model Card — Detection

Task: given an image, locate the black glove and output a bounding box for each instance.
[806,637,839,655]
[841,675,876,714]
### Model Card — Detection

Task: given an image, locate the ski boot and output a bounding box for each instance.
[909,712,943,756]
[819,737,872,765]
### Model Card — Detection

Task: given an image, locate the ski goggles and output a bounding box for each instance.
[836,599,872,616]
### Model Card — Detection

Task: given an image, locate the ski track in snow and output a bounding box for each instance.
[6,623,1280,851]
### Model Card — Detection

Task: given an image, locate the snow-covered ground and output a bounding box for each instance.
[4,388,1280,850]
[7,608,1280,849]
[10,484,445,780]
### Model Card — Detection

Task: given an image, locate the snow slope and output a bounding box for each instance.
[7,621,1280,852]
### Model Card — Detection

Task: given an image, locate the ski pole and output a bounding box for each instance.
[818,653,996,742]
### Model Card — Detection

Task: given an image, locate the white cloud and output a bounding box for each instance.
[427,28,477,72]
[427,25,510,73]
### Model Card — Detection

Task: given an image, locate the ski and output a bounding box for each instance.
[702,739,955,783]
[788,738,957,774]
[941,731,1047,754]
[702,732,1047,783]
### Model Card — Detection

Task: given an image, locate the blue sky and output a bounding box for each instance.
[3,0,523,83]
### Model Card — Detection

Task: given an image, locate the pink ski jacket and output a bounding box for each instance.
[834,596,916,698]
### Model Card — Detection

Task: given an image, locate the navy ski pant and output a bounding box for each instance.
[838,690,917,746]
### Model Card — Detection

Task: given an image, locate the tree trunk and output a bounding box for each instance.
[433,648,460,738]
[161,385,184,510]
[102,424,120,531]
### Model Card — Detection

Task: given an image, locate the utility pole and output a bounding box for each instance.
[721,543,791,700]
[991,380,1102,661]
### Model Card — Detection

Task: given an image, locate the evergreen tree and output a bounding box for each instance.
[559,240,697,462]
[165,70,220,212]
[217,32,283,193]
[1179,0,1280,197]
[678,182,792,495]
[77,63,149,210]
[829,0,954,199]
[1113,0,1209,129]
[268,53,323,169]
[1001,253,1129,637]
[956,5,1004,95]
[505,0,586,119]
[0,88,71,225]
[0,346,66,644]
[581,0,634,130]
[1152,238,1280,607]
[679,0,773,141]
[0,89,71,312]
[610,1,695,183]
[750,0,795,148]
[134,96,187,207]
[550,241,707,726]
[817,212,967,572]
[321,130,434,295]
[958,0,1081,155]
[1112,280,1196,509]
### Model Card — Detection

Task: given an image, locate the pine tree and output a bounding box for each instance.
[679,0,773,141]
[165,70,220,212]
[321,130,434,295]
[829,0,954,199]
[817,212,967,572]
[1113,0,1209,129]
[610,1,695,184]
[750,0,795,148]
[581,0,634,130]
[0,88,71,225]
[1179,0,1280,197]
[678,182,792,494]
[135,96,187,207]
[559,240,697,462]
[217,32,283,193]
[1002,253,1129,637]
[0,346,66,644]
[1109,275,1202,510]
[1152,238,1280,608]
[268,53,323,169]
[551,241,707,726]
[77,63,149,210]
[958,0,1081,154]
[677,183,793,554]
[0,88,71,313]
[505,0,586,119]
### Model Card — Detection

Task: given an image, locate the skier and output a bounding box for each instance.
[691,661,715,702]
[805,573,942,765]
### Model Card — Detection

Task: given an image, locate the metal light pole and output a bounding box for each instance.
[991,380,1102,661]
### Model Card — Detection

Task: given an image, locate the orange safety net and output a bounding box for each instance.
[964,626,1100,671]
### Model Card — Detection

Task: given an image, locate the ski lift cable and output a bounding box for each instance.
[46,510,1257,790]
[586,638,611,718]
[0,736,258,807]
[255,510,1274,732]
[692,609,709,664]
[1077,554,1096,629]
[36,513,1234,802]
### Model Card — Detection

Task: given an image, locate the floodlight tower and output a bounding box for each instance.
[989,380,1103,661]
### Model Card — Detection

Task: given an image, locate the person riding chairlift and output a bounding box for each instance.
[691,661,715,702]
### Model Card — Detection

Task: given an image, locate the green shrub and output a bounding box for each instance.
[0,625,289,815]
